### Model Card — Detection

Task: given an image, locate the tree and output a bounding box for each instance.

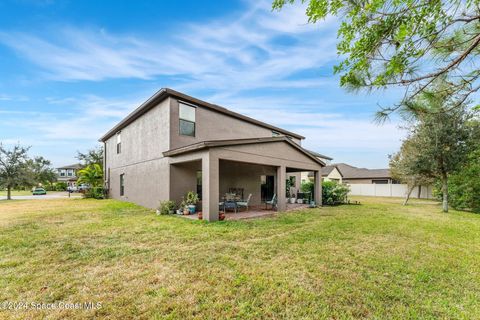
[393,87,476,212]
[76,146,103,168]
[272,0,480,117]
[447,120,480,212]
[448,148,480,212]
[389,138,434,205]
[25,156,57,188]
[77,163,103,188]
[0,143,30,200]
[77,163,104,199]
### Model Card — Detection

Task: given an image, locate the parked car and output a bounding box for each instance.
[78,184,90,192]
[32,187,47,195]
[67,186,78,192]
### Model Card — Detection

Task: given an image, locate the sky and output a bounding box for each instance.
[0,0,407,169]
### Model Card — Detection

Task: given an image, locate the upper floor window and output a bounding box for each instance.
[67,169,73,177]
[116,132,121,154]
[272,130,280,137]
[59,170,66,177]
[179,103,196,137]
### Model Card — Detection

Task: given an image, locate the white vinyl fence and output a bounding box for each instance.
[348,184,434,199]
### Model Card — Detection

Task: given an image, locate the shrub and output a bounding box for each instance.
[83,186,105,199]
[322,181,350,205]
[55,182,67,191]
[447,148,480,212]
[159,200,176,215]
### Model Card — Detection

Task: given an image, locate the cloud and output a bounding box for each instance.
[0,0,403,167]
[0,0,338,93]
[0,94,29,101]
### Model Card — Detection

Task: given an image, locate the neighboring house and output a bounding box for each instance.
[300,152,333,183]
[331,163,433,199]
[334,163,396,184]
[56,164,83,187]
[100,88,328,221]
[320,165,343,183]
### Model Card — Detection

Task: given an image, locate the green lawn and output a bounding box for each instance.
[0,197,479,319]
[0,190,34,196]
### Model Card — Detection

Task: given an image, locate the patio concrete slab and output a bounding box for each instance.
[180,203,310,221]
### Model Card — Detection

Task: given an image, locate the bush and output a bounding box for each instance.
[159,200,176,215]
[83,186,105,199]
[55,182,67,191]
[447,148,480,212]
[322,181,349,205]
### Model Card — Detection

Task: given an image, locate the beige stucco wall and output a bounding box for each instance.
[104,98,171,208]
[169,160,201,207]
[169,99,302,149]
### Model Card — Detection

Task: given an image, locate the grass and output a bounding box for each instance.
[0,197,479,319]
[0,190,34,196]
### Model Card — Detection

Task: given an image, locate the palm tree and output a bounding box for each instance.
[77,163,103,188]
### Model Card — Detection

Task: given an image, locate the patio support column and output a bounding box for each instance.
[277,165,286,211]
[314,170,322,206]
[202,152,219,222]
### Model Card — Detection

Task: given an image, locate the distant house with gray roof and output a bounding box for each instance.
[334,163,396,184]
[56,163,83,188]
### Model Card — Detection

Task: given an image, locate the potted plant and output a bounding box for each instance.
[185,191,199,214]
[219,211,225,221]
[198,211,203,220]
[297,197,303,204]
[180,199,189,215]
[289,187,296,204]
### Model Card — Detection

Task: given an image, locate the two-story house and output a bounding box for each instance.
[56,164,83,188]
[100,88,327,221]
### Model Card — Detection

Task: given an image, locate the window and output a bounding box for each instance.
[120,174,125,196]
[196,171,202,200]
[272,130,280,137]
[372,179,389,184]
[60,169,65,177]
[67,169,73,177]
[179,103,196,136]
[116,132,121,154]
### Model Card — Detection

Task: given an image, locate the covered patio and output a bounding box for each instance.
[165,137,324,221]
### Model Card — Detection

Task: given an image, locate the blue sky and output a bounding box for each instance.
[0,0,406,168]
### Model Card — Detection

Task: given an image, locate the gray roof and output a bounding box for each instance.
[321,165,337,176]
[305,149,333,161]
[334,163,390,179]
[99,88,305,142]
[163,136,326,166]
[57,163,83,170]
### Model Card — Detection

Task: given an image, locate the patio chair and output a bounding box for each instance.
[265,194,277,210]
[223,200,237,213]
[237,193,252,211]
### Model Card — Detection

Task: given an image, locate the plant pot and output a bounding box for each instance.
[309,201,316,208]
[297,199,303,204]
[183,208,190,215]
[198,212,203,220]
[156,209,161,215]
[188,205,196,214]
[176,209,183,215]
[219,212,225,221]
[290,198,296,204]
